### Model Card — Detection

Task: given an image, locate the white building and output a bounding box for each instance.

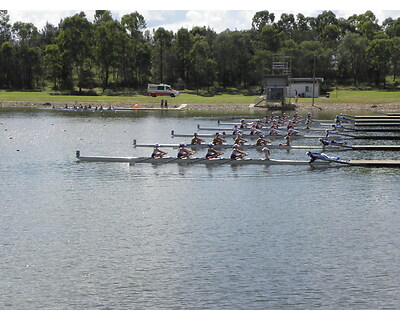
[289,78,324,98]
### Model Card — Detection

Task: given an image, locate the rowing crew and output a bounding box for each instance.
[231,144,270,160]
[152,143,270,160]
[189,132,285,147]
[151,144,195,159]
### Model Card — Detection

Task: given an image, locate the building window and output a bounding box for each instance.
[305,86,311,92]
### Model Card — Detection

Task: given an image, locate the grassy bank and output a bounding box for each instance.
[0,90,257,105]
[300,89,400,105]
[1,89,400,105]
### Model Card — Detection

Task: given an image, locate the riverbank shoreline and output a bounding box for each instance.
[1,100,400,113]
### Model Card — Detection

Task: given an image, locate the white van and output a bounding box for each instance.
[147,84,180,97]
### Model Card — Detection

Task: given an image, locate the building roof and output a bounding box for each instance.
[290,78,324,83]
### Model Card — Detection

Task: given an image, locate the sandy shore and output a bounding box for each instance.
[1,100,400,113]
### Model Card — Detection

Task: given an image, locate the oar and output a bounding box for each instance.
[188,157,209,164]
[209,158,236,164]
[330,132,356,138]
[129,157,154,164]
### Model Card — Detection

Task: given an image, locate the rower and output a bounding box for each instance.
[232,124,242,135]
[239,118,249,129]
[261,147,271,160]
[233,133,248,145]
[177,144,195,159]
[256,134,271,146]
[319,138,347,146]
[212,132,227,145]
[292,113,301,123]
[304,119,312,129]
[335,115,345,125]
[269,128,280,135]
[306,113,314,123]
[254,120,264,129]
[255,135,272,146]
[307,151,341,163]
[250,125,262,136]
[325,125,339,137]
[271,121,280,130]
[151,144,168,158]
[230,144,248,160]
[191,132,205,145]
[287,120,295,130]
[287,128,300,136]
[279,135,291,146]
[307,151,319,163]
[205,143,224,159]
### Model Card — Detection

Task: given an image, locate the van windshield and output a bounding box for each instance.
[166,86,172,91]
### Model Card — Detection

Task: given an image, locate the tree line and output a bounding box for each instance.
[1,9,400,93]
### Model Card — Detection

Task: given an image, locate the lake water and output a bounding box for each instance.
[1,108,400,310]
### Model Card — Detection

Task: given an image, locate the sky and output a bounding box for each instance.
[4,0,400,33]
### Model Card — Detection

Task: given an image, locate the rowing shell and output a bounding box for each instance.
[76,153,333,166]
[171,131,322,139]
[197,125,327,133]
[204,125,400,133]
[75,152,400,167]
[132,141,400,151]
[133,140,326,150]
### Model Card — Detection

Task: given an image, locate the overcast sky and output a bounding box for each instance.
[5,1,400,33]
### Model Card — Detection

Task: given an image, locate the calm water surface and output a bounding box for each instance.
[1,108,399,309]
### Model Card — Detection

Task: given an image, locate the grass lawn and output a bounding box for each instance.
[0,90,259,105]
[1,89,400,105]
[304,89,400,105]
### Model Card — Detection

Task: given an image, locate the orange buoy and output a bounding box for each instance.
[133,104,139,109]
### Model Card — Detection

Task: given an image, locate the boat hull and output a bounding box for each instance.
[76,154,331,165]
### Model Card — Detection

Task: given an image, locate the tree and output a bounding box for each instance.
[384,17,400,38]
[153,27,173,83]
[391,37,400,82]
[0,41,13,88]
[174,28,193,87]
[12,22,41,88]
[260,25,282,52]
[121,12,146,39]
[190,40,207,90]
[93,17,128,91]
[276,13,296,40]
[56,12,93,91]
[293,13,314,43]
[337,33,369,85]
[0,10,11,44]
[43,44,62,89]
[134,42,152,88]
[40,22,59,46]
[366,39,393,87]
[252,11,275,31]
[349,11,381,40]
[213,31,237,88]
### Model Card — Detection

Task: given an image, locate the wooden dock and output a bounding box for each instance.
[349,160,400,167]
[344,145,400,151]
